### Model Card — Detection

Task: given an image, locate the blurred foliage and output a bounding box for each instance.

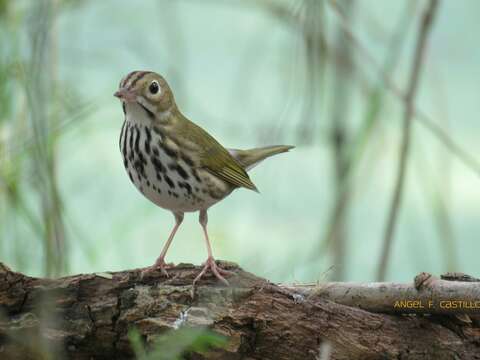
[0,0,93,277]
[316,0,416,262]
[0,0,478,284]
[0,0,8,18]
[128,327,228,360]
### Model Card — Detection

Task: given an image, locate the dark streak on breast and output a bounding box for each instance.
[168,163,189,180]
[122,123,129,159]
[119,121,126,152]
[178,181,192,195]
[161,143,178,159]
[128,123,135,160]
[192,169,202,183]
[151,156,166,173]
[164,174,175,189]
[144,126,151,155]
[134,125,140,154]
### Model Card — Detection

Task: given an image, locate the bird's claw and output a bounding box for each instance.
[193,257,234,286]
[141,260,174,278]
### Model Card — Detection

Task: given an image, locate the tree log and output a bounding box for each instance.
[283,272,480,315]
[0,262,479,359]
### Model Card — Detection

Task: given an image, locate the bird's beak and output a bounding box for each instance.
[114,88,137,102]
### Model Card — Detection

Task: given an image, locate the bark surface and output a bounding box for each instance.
[0,262,479,359]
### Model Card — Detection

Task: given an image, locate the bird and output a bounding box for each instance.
[114,70,293,286]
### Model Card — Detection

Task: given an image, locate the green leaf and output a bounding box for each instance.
[129,327,228,360]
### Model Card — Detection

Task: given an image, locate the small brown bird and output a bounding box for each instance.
[114,71,293,285]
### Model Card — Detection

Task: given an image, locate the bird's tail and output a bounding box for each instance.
[228,145,294,171]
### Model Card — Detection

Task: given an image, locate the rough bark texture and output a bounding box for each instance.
[1,262,480,360]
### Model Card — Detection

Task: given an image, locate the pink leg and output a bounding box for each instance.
[147,212,183,276]
[193,210,234,286]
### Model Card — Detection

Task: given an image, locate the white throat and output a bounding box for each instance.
[124,102,172,125]
[125,102,153,126]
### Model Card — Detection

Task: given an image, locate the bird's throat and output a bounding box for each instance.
[125,102,156,126]
[139,102,155,119]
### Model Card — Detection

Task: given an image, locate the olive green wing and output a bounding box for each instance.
[201,144,258,191]
[176,117,258,192]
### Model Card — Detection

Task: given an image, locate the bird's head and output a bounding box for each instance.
[114,71,175,120]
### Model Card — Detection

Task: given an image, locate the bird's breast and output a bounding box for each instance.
[119,120,232,212]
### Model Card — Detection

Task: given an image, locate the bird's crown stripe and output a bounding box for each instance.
[120,71,139,88]
[128,71,150,90]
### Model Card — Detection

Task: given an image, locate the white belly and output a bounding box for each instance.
[119,119,228,212]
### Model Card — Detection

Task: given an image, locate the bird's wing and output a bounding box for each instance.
[173,116,258,191]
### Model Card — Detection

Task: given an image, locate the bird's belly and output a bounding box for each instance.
[120,121,232,212]
[137,179,204,212]
[124,158,219,212]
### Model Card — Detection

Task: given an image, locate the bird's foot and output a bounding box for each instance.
[193,257,235,286]
[141,258,174,278]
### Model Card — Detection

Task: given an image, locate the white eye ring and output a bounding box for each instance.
[149,80,160,95]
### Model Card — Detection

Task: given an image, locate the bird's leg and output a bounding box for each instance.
[146,212,184,277]
[193,210,234,286]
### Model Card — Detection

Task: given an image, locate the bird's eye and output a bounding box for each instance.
[149,81,159,94]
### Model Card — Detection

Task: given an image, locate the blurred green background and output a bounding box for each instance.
[1,0,478,283]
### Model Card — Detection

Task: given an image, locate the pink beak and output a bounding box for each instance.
[114,88,137,102]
